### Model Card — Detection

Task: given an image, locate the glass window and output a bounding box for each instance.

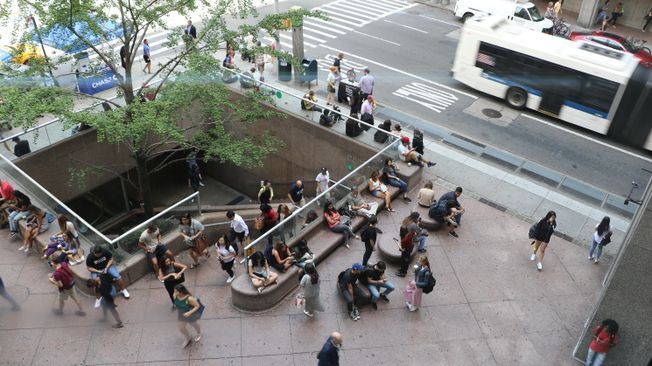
[528,6,544,22]
[514,6,531,20]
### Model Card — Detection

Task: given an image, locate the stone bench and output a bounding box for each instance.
[414,204,444,231]
[230,162,423,312]
[376,233,417,264]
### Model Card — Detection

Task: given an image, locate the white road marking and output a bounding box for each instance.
[419,14,462,28]
[319,44,479,99]
[383,19,429,34]
[317,10,364,26]
[304,21,347,34]
[308,17,354,31]
[373,0,406,9]
[393,82,458,113]
[323,4,376,20]
[336,2,381,18]
[279,33,317,48]
[303,27,338,38]
[300,32,328,43]
[521,113,652,163]
[346,0,392,13]
[316,54,368,72]
[352,30,401,46]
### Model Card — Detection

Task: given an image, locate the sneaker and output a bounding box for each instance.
[371,302,378,310]
[403,196,412,202]
[226,276,235,284]
[350,310,357,321]
[588,256,594,260]
[536,262,543,271]
[418,248,427,253]
[303,310,314,317]
[530,254,537,261]
[427,162,436,167]
[408,304,418,312]
[94,298,102,309]
[257,287,263,294]
[344,243,350,249]
[182,339,191,348]
[395,271,406,277]
[353,308,361,321]
[75,310,86,316]
[379,293,390,302]
[8,232,17,239]
[448,231,459,238]
[199,182,205,187]
[194,334,202,342]
[17,246,25,251]
[594,259,600,264]
[122,289,130,299]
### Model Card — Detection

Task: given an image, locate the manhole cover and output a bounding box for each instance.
[482,108,502,119]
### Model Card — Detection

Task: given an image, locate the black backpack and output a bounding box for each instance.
[319,110,334,126]
[346,117,362,137]
[428,200,448,220]
[360,112,374,131]
[422,270,436,294]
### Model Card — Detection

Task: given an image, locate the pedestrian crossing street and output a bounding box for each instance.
[262,0,417,50]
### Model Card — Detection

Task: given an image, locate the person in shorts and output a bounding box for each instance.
[49,257,85,316]
[138,224,173,273]
[86,245,130,308]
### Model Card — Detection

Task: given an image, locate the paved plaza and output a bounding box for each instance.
[0,176,607,366]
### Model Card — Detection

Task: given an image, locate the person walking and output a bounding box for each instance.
[299,263,324,317]
[333,53,344,73]
[188,164,203,193]
[317,332,343,366]
[142,38,152,74]
[49,257,86,316]
[179,213,209,269]
[643,9,652,31]
[185,20,197,41]
[227,210,249,251]
[0,276,20,310]
[361,215,378,266]
[608,3,624,26]
[215,234,237,283]
[554,0,564,17]
[173,284,204,348]
[85,245,130,308]
[94,273,124,328]
[326,66,338,105]
[315,167,331,203]
[258,180,274,204]
[588,216,613,264]
[585,319,619,366]
[158,256,187,307]
[529,211,557,271]
[544,2,555,19]
[405,255,431,312]
[255,41,265,74]
[359,68,374,101]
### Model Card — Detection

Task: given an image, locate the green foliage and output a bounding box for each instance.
[0,86,74,129]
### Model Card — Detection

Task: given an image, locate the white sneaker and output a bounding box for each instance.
[94,298,102,308]
[408,304,418,312]
[536,262,543,271]
[199,182,205,187]
[529,254,536,261]
[122,289,130,299]
[226,276,235,284]
[594,259,600,264]
[303,310,314,317]
[588,256,594,260]
[18,246,25,251]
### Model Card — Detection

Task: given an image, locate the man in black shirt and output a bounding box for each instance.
[338,263,363,321]
[86,245,130,308]
[438,187,465,225]
[12,137,31,157]
[361,216,378,267]
[361,261,394,310]
[288,180,305,211]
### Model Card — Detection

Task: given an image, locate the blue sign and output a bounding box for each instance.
[77,66,118,94]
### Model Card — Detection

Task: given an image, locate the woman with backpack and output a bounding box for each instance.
[405,255,432,312]
[300,263,324,317]
[585,319,619,366]
[529,210,557,271]
[589,216,613,264]
[173,284,204,348]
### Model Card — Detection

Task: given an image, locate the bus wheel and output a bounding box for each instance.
[506,87,527,109]
[462,13,473,23]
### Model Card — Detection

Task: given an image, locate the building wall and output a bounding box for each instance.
[569,0,652,28]
[574,182,652,364]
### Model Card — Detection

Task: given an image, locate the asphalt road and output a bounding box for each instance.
[252,0,652,200]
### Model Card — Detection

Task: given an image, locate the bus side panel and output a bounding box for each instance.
[608,66,652,149]
[557,107,610,134]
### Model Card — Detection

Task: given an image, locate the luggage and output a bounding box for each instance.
[346,117,362,137]
[360,112,374,131]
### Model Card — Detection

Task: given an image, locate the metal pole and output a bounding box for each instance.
[274,0,279,13]
[27,15,60,87]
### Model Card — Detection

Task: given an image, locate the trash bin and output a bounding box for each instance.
[278,58,292,82]
[299,58,317,85]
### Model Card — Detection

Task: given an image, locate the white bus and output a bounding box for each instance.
[452,17,652,151]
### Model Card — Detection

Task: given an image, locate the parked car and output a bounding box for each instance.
[454,0,553,33]
[569,31,652,66]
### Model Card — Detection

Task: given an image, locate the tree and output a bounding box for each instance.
[0,0,326,216]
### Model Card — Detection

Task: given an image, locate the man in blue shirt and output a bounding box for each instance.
[318,332,343,366]
[358,68,374,101]
[142,39,151,74]
[438,186,465,226]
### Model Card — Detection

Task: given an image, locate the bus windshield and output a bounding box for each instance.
[528,7,544,22]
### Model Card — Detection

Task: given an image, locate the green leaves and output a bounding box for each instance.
[0,86,74,129]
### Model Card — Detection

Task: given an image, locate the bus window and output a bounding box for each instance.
[576,76,619,114]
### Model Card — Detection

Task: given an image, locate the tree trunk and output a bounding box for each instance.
[135,153,154,217]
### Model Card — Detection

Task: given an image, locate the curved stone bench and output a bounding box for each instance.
[415,204,444,231]
[376,234,417,264]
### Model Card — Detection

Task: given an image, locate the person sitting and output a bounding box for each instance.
[138,224,174,274]
[20,205,50,252]
[429,200,464,238]
[247,251,278,293]
[12,137,31,157]
[347,188,379,219]
[338,263,364,321]
[302,90,322,112]
[360,261,395,310]
[291,239,314,268]
[398,136,436,168]
[7,191,31,240]
[438,187,465,226]
[412,129,425,155]
[382,158,410,202]
[323,200,359,248]
[42,233,70,260]
[270,240,294,273]
[368,171,393,212]
[417,181,436,208]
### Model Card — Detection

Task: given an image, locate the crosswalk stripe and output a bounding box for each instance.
[279,33,318,48]
[263,37,294,50]
[302,27,338,38]
[345,0,391,13]
[318,9,365,25]
[323,5,376,21]
[372,0,407,10]
[301,32,328,43]
[335,2,381,18]
[303,20,347,34]
[307,17,354,31]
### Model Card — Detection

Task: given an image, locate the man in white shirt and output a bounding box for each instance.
[398,136,436,168]
[138,225,172,273]
[227,210,249,248]
[315,168,331,203]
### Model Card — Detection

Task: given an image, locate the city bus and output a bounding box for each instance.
[452,16,652,152]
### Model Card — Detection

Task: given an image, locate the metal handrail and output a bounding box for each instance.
[241,137,400,257]
[108,191,199,244]
[0,78,164,143]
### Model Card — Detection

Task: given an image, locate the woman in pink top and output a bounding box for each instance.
[323,201,359,248]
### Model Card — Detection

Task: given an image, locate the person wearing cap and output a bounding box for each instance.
[338,263,364,321]
[359,68,374,101]
[315,168,330,204]
[317,331,343,365]
[398,136,436,168]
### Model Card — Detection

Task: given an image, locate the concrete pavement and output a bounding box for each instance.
[0,178,607,365]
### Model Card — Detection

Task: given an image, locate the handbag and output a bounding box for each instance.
[601,232,612,246]
[294,294,305,308]
[254,216,264,230]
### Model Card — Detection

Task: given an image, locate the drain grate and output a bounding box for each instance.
[482,108,502,119]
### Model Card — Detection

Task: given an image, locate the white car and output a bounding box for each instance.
[454,0,553,34]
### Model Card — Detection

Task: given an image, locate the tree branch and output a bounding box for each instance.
[149,155,193,174]
[67,153,140,191]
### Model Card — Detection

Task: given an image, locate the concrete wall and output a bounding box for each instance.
[574,183,652,364]
[567,0,652,28]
